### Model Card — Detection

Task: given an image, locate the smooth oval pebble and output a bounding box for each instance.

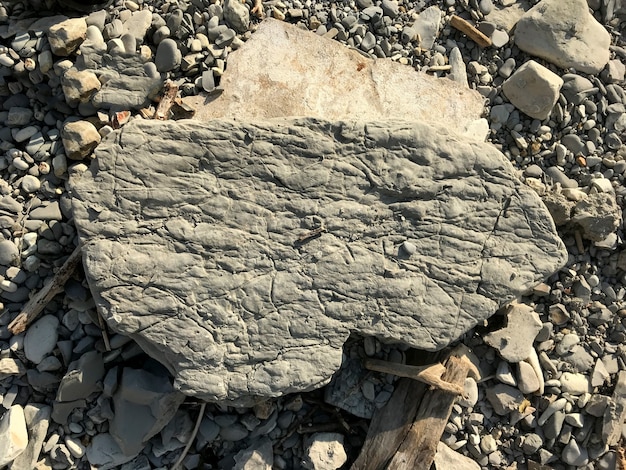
[24,314,59,364]
[21,174,41,193]
[0,240,19,266]
[155,38,181,72]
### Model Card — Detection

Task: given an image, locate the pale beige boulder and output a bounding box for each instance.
[47,17,87,56]
[184,19,485,136]
[514,0,611,74]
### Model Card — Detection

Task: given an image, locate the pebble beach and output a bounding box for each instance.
[0,0,625,469]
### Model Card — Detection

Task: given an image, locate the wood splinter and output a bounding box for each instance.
[449,15,492,48]
[364,358,465,395]
[153,80,179,120]
[8,245,82,335]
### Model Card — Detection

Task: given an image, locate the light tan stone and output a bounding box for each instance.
[184,19,485,136]
[502,60,563,120]
[47,18,87,56]
[62,68,101,104]
[62,121,101,160]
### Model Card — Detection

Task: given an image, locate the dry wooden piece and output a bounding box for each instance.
[251,0,264,17]
[450,15,492,48]
[153,80,179,120]
[617,442,626,470]
[8,245,82,335]
[385,355,473,469]
[364,358,464,395]
[171,402,206,470]
[351,349,474,470]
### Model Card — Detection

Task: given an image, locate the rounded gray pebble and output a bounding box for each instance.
[21,174,40,193]
[155,38,181,72]
[0,240,19,266]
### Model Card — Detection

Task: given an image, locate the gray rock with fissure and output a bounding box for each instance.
[70,118,567,405]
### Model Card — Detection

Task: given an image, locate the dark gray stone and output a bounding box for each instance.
[109,368,185,456]
[76,44,163,111]
[70,118,567,405]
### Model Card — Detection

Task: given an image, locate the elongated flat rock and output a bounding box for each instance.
[70,118,567,405]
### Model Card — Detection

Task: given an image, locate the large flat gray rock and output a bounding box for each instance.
[70,118,567,405]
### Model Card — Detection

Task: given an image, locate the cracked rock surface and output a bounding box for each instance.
[70,117,567,405]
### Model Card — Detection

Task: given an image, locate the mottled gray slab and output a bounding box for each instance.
[70,118,567,405]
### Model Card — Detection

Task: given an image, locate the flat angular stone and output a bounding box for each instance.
[183,19,485,138]
[514,0,611,74]
[70,118,567,405]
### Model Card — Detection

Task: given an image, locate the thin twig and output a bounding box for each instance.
[8,245,82,334]
[96,310,112,352]
[171,402,206,470]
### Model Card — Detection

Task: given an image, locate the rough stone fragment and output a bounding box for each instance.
[62,120,101,160]
[483,303,542,362]
[602,370,626,445]
[0,405,28,467]
[0,357,26,379]
[233,438,273,470]
[434,442,480,470]
[304,433,347,470]
[55,351,105,403]
[61,68,101,105]
[223,0,250,34]
[70,118,567,405]
[571,192,621,241]
[560,372,592,395]
[46,17,87,56]
[78,48,163,110]
[10,404,51,470]
[486,384,524,415]
[502,60,563,120]
[86,433,135,470]
[109,367,185,456]
[122,9,152,43]
[413,6,441,50]
[184,19,486,137]
[514,0,611,74]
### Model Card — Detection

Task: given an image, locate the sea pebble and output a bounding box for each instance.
[24,315,59,364]
[562,438,589,466]
[304,433,347,470]
[0,405,28,467]
[155,38,182,72]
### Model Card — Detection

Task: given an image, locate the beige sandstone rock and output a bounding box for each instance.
[62,121,101,160]
[47,17,87,56]
[502,60,563,120]
[184,19,485,137]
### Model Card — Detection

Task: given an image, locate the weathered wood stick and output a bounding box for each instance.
[153,80,179,120]
[386,355,473,470]
[8,245,82,335]
[364,358,464,395]
[450,15,492,48]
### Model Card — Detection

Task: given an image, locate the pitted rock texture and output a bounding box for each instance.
[70,118,567,405]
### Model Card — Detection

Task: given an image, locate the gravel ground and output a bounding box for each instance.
[0,0,625,469]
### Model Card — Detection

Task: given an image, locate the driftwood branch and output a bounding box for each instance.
[364,358,464,395]
[8,245,82,335]
[450,15,492,48]
[154,80,179,120]
[351,349,474,470]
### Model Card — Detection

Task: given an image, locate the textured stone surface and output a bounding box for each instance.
[183,19,486,139]
[514,0,611,74]
[502,60,563,120]
[70,118,567,404]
